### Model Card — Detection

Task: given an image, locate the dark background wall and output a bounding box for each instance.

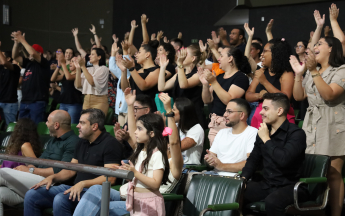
[0,0,113,53]
[249,1,345,47]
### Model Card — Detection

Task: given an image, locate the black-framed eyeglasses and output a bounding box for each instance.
[225,110,242,115]
[134,107,148,113]
[294,45,305,49]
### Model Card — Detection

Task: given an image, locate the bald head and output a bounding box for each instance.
[50,110,71,130]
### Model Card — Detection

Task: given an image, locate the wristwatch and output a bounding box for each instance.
[177,64,183,69]
[29,167,35,174]
[166,111,175,117]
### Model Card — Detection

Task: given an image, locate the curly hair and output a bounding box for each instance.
[268,38,293,78]
[6,118,42,157]
[128,113,170,185]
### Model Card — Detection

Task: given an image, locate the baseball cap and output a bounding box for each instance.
[32,44,44,54]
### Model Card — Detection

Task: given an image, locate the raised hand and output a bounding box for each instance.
[111,39,119,55]
[244,23,254,37]
[151,33,156,41]
[158,92,172,111]
[141,14,149,24]
[207,39,215,50]
[121,40,129,51]
[324,26,331,36]
[163,36,169,43]
[112,34,119,43]
[72,28,78,37]
[177,47,187,65]
[124,88,136,106]
[306,50,317,71]
[159,54,170,68]
[116,55,127,71]
[57,53,66,64]
[90,38,95,45]
[89,24,96,34]
[11,31,25,43]
[266,19,274,33]
[203,69,217,84]
[157,31,164,40]
[77,56,85,66]
[211,31,220,44]
[289,55,305,76]
[178,32,182,39]
[73,57,80,68]
[131,20,138,29]
[199,40,207,53]
[329,3,339,22]
[122,55,135,69]
[197,67,208,85]
[314,10,325,27]
[218,27,227,39]
[124,32,130,40]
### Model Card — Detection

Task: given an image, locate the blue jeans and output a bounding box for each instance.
[73,185,128,216]
[247,102,259,125]
[0,102,18,125]
[19,101,46,125]
[59,103,83,124]
[24,184,88,216]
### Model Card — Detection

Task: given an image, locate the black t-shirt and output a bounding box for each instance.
[255,68,281,93]
[236,43,246,54]
[73,132,122,184]
[0,64,21,103]
[211,72,249,116]
[59,76,83,104]
[129,66,159,99]
[21,57,50,103]
[166,64,176,76]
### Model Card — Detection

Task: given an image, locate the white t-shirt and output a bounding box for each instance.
[120,150,166,195]
[209,126,257,176]
[179,124,204,164]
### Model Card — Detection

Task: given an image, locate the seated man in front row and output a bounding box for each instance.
[241,93,309,216]
[204,98,258,176]
[0,110,79,209]
[24,108,123,216]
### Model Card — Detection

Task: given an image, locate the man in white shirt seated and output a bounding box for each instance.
[204,98,258,176]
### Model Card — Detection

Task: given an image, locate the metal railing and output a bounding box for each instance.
[0,154,134,216]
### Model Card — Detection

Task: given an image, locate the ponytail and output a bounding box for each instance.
[226,46,251,75]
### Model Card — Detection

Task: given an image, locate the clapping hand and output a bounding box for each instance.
[121,55,135,69]
[151,33,157,41]
[289,55,305,76]
[124,88,136,106]
[211,31,220,44]
[207,39,215,50]
[163,36,169,43]
[305,50,317,71]
[244,23,254,37]
[314,10,325,27]
[218,27,227,39]
[77,56,85,66]
[329,3,339,22]
[199,40,207,53]
[160,54,169,68]
[158,92,172,111]
[177,47,187,65]
[203,69,217,84]
[197,67,208,85]
[266,19,274,33]
[11,31,25,43]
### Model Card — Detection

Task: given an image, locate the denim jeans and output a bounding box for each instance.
[73,185,128,216]
[59,103,83,124]
[24,184,88,216]
[0,102,18,126]
[19,101,46,125]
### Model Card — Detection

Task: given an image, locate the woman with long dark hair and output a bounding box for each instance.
[294,40,308,64]
[74,48,109,115]
[291,36,345,216]
[245,38,295,129]
[200,46,251,145]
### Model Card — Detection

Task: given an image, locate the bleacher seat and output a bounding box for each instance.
[6,122,16,132]
[71,124,79,136]
[246,154,330,215]
[105,107,114,125]
[37,122,50,135]
[46,98,54,113]
[298,120,304,128]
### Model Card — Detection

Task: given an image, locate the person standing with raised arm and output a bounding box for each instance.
[266,19,274,41]
[291,34,345,216]
[11,31,50,124]
[0,42,21,126]
[329,3,345,56]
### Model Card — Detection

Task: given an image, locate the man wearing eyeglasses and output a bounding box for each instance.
[204,98,258,176]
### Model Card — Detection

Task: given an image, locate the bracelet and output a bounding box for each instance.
[177,65,183,69]
[57,66,61,69]
[294,78,302,82]
[311,73,320,78]
[93,33,96,35]
[129,67,135,72]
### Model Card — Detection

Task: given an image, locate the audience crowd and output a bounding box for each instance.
[0,3,345,216]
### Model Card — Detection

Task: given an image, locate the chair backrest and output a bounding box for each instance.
[298,120,303,128]
[6,122,16,132]
[71,124,79,136]
[183,174,244,216]
[37,122,50,135]
[200,129,210,164]
[300,154,330,205]
[104,125,115,137]
[105,107,114,125]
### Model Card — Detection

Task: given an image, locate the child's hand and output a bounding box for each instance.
[119,160,136,173]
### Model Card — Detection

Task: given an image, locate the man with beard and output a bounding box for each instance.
[204,98,257,176]
[0,110,78,212]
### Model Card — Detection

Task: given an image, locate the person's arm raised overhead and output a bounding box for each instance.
[151,33,157,41]
[11,31,41,63]
[141,14,150,44]
[74,57,83,89]
[198,68,213,104]
[158,54,176,91]
[324,26,332,37]
[163,36,169,43]
[178,32,182,39]
[219,27,230,46]
[89,24,101,49]
[290,55,307,101]
[123,88,137,150]
[244,23,258,72]
[72,28,87,58]
[11,35,23,66]
[207,39,220,64]
[0,42,13,70]
[329,3,345,56]
[109,35,121,79]
[51,54,64,82]
[266,19,274,41]
[176,48,201,89]
[309,10,325,51]
[157,31,164,43]
[159,93,183,180]
[128,20,138,54]
[118,52,130,92]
